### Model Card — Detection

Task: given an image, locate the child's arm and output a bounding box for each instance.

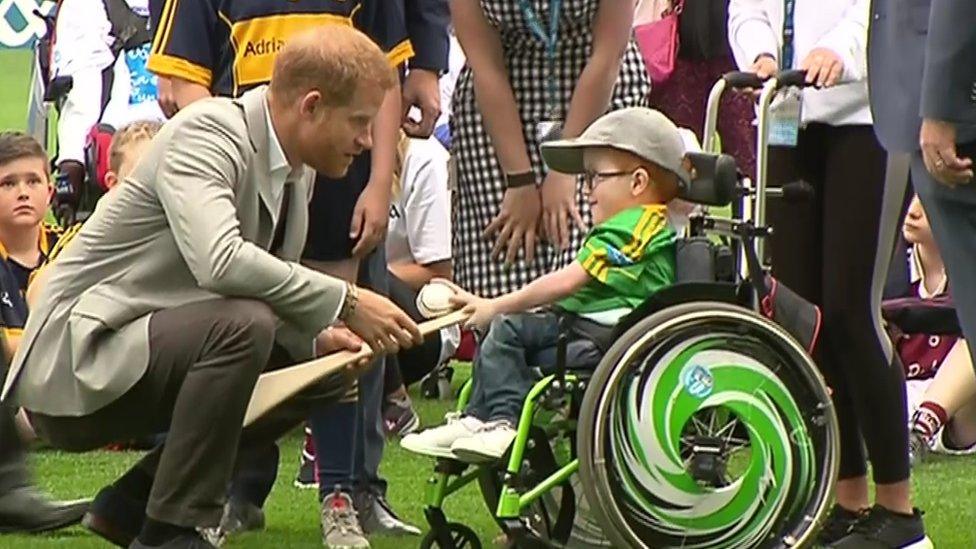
[448,262,590,330]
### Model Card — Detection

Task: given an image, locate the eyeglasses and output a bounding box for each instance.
[582,169,637,190]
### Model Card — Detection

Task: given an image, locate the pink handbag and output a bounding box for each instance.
[634,0,683,85]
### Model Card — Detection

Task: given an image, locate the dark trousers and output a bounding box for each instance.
[29,298,348,527]
[767,123,910,484]
[0,351,29,493]
[0,407,28,494]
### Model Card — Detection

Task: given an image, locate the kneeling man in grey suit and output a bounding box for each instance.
[0,25,421,549]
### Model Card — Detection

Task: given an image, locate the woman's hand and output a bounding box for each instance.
[739,54,779,97]
[750,54,779,80]
[484,185,542,265]
[799,47,844,88]
[540,172,586,251]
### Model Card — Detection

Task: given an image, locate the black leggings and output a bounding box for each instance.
[767,123,910,484]
[383,272,445,396]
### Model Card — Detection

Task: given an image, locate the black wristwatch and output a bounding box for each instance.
[504,171,536,189]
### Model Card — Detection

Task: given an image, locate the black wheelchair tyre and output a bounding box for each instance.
[578,301,838,549]
[420,522,483,549]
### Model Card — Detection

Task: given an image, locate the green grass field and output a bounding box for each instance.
[0,48,974,548]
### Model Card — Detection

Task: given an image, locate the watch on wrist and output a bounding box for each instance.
[504,171,536,190]
[338,282,359,322]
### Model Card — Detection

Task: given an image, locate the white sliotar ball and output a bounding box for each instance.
[416,280,456,318]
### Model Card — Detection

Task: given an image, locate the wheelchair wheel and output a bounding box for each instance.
[420,522,482,549]
[578,302,838,549]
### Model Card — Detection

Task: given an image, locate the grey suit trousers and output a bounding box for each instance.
[913,141,976,372]
[28,298,348,527]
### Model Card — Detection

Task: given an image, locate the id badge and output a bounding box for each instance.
[536,120,563,143]
[767,88,803,147]
[447,155,458,193]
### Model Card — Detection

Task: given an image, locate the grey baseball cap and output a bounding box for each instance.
[541,107,690,186]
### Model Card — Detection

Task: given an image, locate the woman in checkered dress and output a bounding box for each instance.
[452,0,650,297]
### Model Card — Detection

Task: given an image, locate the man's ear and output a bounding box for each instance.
[299,90,324,118]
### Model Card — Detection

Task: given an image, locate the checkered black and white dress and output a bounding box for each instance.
[451,0,651,298]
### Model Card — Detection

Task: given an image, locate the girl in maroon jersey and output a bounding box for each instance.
[894,195,976,463]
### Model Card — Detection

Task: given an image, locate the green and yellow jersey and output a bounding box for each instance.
[557,204,676,324]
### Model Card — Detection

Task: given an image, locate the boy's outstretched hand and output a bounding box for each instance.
[438,279,499,332]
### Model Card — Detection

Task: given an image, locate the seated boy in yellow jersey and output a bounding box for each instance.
[147,2,421,546]
[402,108,688,463]
[0,131,90,534]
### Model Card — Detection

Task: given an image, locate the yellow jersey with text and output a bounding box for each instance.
[148,0,412,97]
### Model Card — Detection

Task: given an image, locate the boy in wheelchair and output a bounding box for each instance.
[402,107,689,463]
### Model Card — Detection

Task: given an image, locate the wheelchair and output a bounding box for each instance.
[419,71,839,549]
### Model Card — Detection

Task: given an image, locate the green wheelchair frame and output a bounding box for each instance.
[420,327,597,549]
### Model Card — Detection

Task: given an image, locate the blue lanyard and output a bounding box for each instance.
[518,0,562,115]
[781,0,796,70]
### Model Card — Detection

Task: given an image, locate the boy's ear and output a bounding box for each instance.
[631,167,651,196]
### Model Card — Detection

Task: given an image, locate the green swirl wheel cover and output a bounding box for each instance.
[580,304,836,549]
[609,333,814,547]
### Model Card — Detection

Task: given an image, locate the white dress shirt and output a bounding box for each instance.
[728,0,872,126]
[265,99,290,214]
[53,0,164,164]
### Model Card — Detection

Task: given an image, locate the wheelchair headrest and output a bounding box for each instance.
[678,152,738,207]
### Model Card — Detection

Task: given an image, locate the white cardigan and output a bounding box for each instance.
[728,0,872,126]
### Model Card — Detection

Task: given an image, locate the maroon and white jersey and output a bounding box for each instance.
[897,248,956,381]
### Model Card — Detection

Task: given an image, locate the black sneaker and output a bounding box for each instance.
[294,454,318,490]
[827,505,932,548]
[383,398,421,438]
[817,505,866,545]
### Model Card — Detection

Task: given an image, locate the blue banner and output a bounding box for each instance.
[1,0,55,49]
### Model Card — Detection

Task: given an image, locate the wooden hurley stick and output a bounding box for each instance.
[243,309,468,426]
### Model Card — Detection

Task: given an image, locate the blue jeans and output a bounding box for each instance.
[464,312,599,423]
[310,247,389,499]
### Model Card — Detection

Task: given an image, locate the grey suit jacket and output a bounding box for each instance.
[868,0,976,152]
[1,87,347,416]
